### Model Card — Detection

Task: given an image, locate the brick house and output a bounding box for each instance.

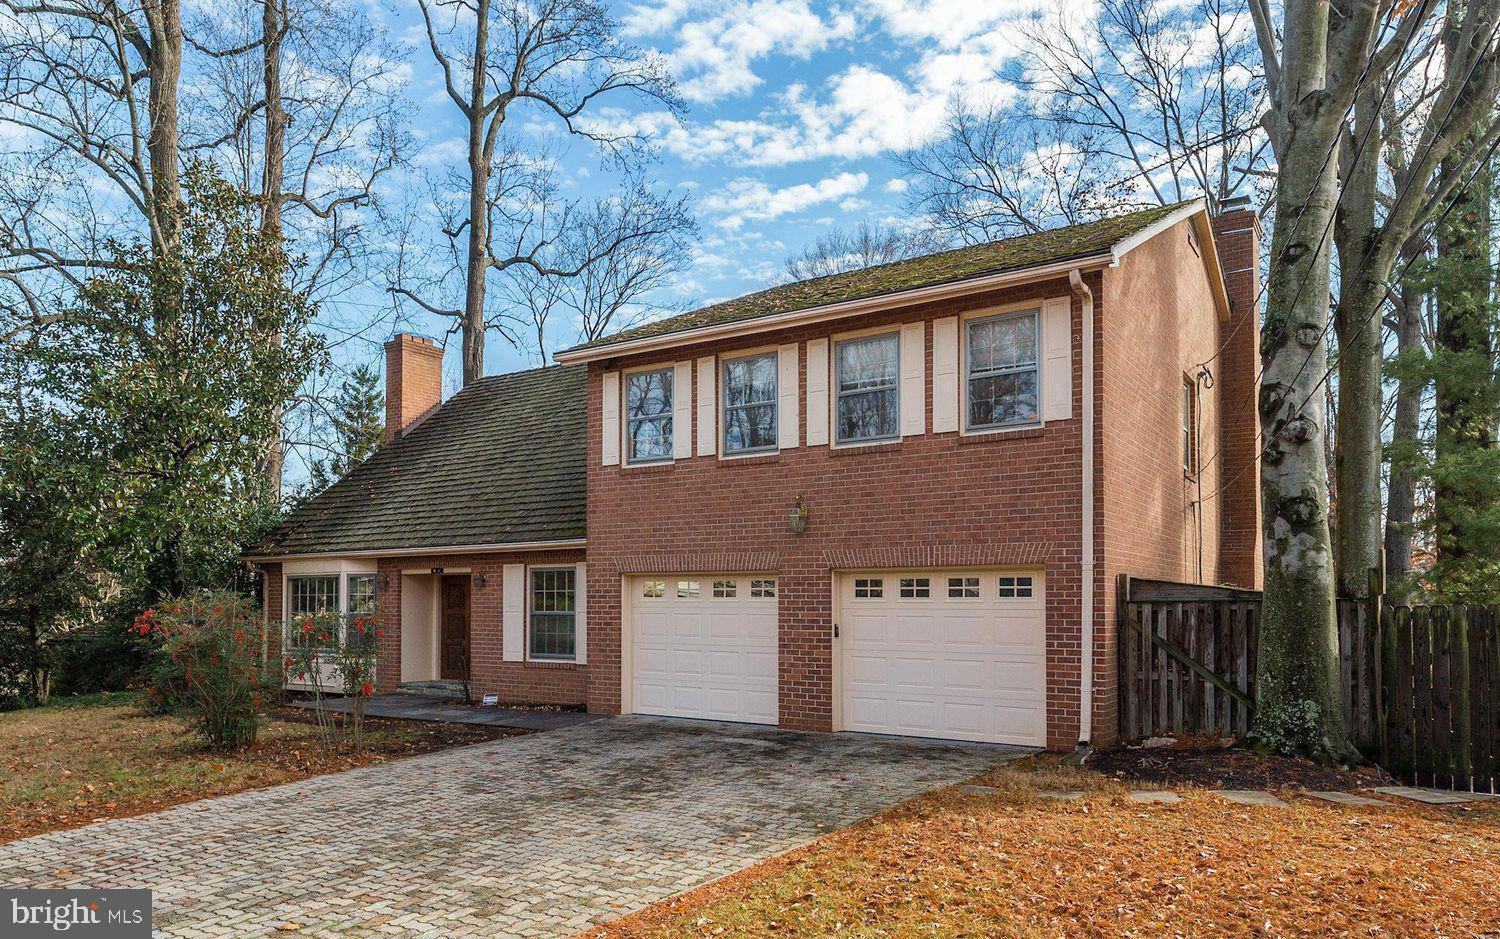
[247,198,1262,750]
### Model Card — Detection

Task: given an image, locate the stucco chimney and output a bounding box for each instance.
[384,333,444,444]
[1211,197,1264,589]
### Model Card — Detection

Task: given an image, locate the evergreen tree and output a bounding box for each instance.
[308,364,385,494]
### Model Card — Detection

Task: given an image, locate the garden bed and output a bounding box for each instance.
[0,692,524,844]
[1089,736,1389,791]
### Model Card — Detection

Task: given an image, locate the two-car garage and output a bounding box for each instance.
[626,571,1048,747]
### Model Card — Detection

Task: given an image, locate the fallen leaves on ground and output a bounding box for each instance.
[0,693,525,844]
[590,759,1500,939]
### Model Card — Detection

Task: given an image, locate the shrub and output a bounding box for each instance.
[141,590,265,749]
[50,615,155,699]
[283,610,380,751]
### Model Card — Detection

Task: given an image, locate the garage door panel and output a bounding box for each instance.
[840,571,1047,746]
[630,576,778,726]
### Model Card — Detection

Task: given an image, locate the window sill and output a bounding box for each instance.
[521,659,583,669]
[829,440,903,458]
[619,461,675,475]
[718,452,782,466]
[955,426,1046,445]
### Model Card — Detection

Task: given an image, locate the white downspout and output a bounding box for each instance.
[1069,268,1095,746]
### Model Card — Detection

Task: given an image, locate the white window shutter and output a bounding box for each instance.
[932,317,959,433]
[696,356,716,456]
[806,339,829,446]
[573,563,587,665]
[601,371,620,466]
[502,563,525,662]
[900,322,925,437]
[1041,296,1073,421]
[672,361,692,459]
[777,343,799,450]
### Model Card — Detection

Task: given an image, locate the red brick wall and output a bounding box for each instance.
[1210,209,1264,589]
[372,549,588,702]
[1094,215,1250,744]
[585,276,1092,750]
[261,562,283,672]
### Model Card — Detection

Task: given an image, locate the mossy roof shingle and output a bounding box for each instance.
[565,201,1194,353]
[251,364,585,557]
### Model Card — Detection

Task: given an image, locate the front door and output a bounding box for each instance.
[440,575,470,680]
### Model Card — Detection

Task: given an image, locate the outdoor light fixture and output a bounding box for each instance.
[377,574,391,590]
[472,571,487,590]
[789,495,810,534]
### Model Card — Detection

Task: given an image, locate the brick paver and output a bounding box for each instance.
[0,716,1013,938]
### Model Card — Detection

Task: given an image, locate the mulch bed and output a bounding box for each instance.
[1089,736,1388,791]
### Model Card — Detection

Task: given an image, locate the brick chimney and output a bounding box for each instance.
[1211,197,1264,589]
[384,333,444,444]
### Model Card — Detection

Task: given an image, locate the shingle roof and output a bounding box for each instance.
[564,201,1195,353]
[251,364,586,557]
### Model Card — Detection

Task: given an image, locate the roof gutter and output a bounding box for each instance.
[242,537,587,564]
[1069,267,1096,748]
[554,255,1114,365]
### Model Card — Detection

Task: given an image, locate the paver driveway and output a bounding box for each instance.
[0,716,1015,938]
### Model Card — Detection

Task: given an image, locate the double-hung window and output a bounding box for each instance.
[1182,377,1198,477]
[346,573,377,650]
[529,568,577,661]
[722,352,778,454]
[835,332,899,444]
[625,368,673,463]
[966,311,1040,430]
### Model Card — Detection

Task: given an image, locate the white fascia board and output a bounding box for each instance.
[243,538,587,564]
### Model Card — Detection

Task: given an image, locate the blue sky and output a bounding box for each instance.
[360,0,1061,390]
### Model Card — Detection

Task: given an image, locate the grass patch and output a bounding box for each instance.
[592,755,1500,939]
[0,692,522,843]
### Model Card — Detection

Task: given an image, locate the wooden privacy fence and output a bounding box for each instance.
[1117,575,1500,793]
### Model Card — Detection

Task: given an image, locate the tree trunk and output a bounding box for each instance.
[1251,0,1352,759]
[1332,82,1385,599]
[1384,276,1426,597]
[460,0,492,387]
[144,0,184,255]
[258,0,289,501]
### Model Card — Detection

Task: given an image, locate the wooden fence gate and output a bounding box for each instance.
[1117,575,1500,793]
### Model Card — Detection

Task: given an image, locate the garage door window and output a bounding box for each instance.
[750,579,777,598]
[998,576,1033,598]
[676,579,701,599]
[712,579,738,598]
[641,580,666,598]
[899,577,930,598]
[529,568,577,660]
[853,577,883,598]
[947,576,980,598]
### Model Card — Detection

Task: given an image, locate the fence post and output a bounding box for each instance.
[1367,566,1385,765]
[1454,605,1472,790]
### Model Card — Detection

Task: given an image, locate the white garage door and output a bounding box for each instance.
[839,571,1046,746]
[630,575,778,724]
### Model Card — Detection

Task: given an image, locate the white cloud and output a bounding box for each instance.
[625,0,856,104]
[884,178,909,193]
[702,171,869,230]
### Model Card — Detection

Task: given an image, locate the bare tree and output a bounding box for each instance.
[508,182,694,360]
[398,0,681,385]
[1330,0,1500,598]
[782,222,944,282]
[899,102,1121,243]
[185,0,411,496]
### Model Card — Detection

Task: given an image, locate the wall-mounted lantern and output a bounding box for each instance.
[472,571,487,591]
[789,495,810,535]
